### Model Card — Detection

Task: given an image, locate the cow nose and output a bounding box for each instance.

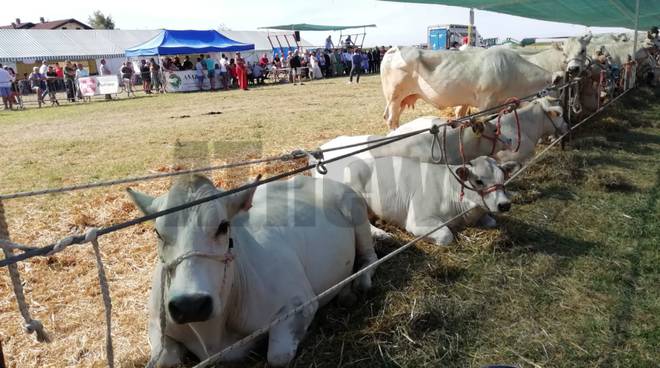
[168,293,213,324]
[498,202,511,212]
[568,65,580,74]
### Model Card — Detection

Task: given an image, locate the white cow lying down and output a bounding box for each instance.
[344,156,519,245]
[314,97,566,183]
[128,175,378,367]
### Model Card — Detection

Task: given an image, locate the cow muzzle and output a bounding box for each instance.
[168,293,214,324]
[498,202,511,212]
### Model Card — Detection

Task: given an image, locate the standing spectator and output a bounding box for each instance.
[45,65,60,105]
[318,49,326,75]
[219,53,229,90]
[195,58,204,91]
[182,56,193,70]
[310,51,323,79]
[5,66,24,109]
[349,48,362,84]
[0,63,14,110]
[150,58,162,93]
[205,55,216,90]
[288,50,303,85]
[63,60,76,102]
[372,48,381,73]
[195,57,205,90]
[99,59,113,100]
[342,49,352,75]
[28,67,46,107]
[120,61,135,97]
[361,50,369,73]
[367,50,374,74]
[227,59,237,88]
[140,60,152,94]
[75,63,90,102]
[173,56,182,70]
[325,35,334,51]
[235,52,248,90]
[323,51,332,77]
[39,60,48,75]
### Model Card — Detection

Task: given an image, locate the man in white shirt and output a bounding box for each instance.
[219,53,229,90]
[38,60,48,75]
[0,63,14,110]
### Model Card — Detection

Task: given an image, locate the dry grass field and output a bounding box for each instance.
[0,75,658,368]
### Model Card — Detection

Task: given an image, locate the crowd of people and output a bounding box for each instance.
[0,39,392,111]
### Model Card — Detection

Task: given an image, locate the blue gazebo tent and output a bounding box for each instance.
[125,29,254,57]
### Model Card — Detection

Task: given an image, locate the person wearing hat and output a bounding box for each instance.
[38,60,48,75]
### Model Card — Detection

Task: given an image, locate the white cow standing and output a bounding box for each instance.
[344,156,519,245]
[129,174,378,367]
[380,46,562,130]
[520,34,593,74]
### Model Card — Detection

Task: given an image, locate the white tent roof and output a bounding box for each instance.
[0,29,315,63]
[0,29,160,62]
[220,30,314,51]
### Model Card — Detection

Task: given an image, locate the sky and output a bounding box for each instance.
[2,0,632,47]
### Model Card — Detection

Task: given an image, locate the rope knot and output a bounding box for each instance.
[24,319,50,343]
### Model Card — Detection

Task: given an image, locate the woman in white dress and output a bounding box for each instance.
[310,51,324,79]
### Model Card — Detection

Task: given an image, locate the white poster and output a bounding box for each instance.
[97,75,120,94]
[77,76,120,96]
[164,71,211,92]
[77,77,98,97]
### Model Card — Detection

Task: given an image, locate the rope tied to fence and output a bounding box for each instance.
[0,199,50,343]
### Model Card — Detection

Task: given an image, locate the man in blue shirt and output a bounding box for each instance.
[349,48,362,84]
[205,55,217,90]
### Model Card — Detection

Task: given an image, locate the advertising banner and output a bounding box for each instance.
[77,76,120,96]
[164,71,212,92]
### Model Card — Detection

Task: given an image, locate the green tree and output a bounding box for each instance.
[88,11,115,29]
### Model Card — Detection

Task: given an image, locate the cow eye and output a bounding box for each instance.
[475,179,485,186]
[154,229,163,241]
[216,220,229,237]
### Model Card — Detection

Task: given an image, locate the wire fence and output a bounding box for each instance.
[0,81,572,201]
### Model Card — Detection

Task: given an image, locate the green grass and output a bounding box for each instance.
[0,78,658,368]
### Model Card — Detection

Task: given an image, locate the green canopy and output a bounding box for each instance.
[381,1,659,29]
[259,24,377,31]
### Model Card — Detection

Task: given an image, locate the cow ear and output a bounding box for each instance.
[551,71,564,86]
[225,174,261,218]
[127,189,159,215]
[499,161,521,178]
[455,166,470,182]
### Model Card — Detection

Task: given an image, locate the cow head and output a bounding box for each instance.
[563,33,592,75]
[538,97,569,136]
[128,174,257,325]
[455,156,518,213]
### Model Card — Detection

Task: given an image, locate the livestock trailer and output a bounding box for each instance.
[427,24,481,50]
[427,24,482,50]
